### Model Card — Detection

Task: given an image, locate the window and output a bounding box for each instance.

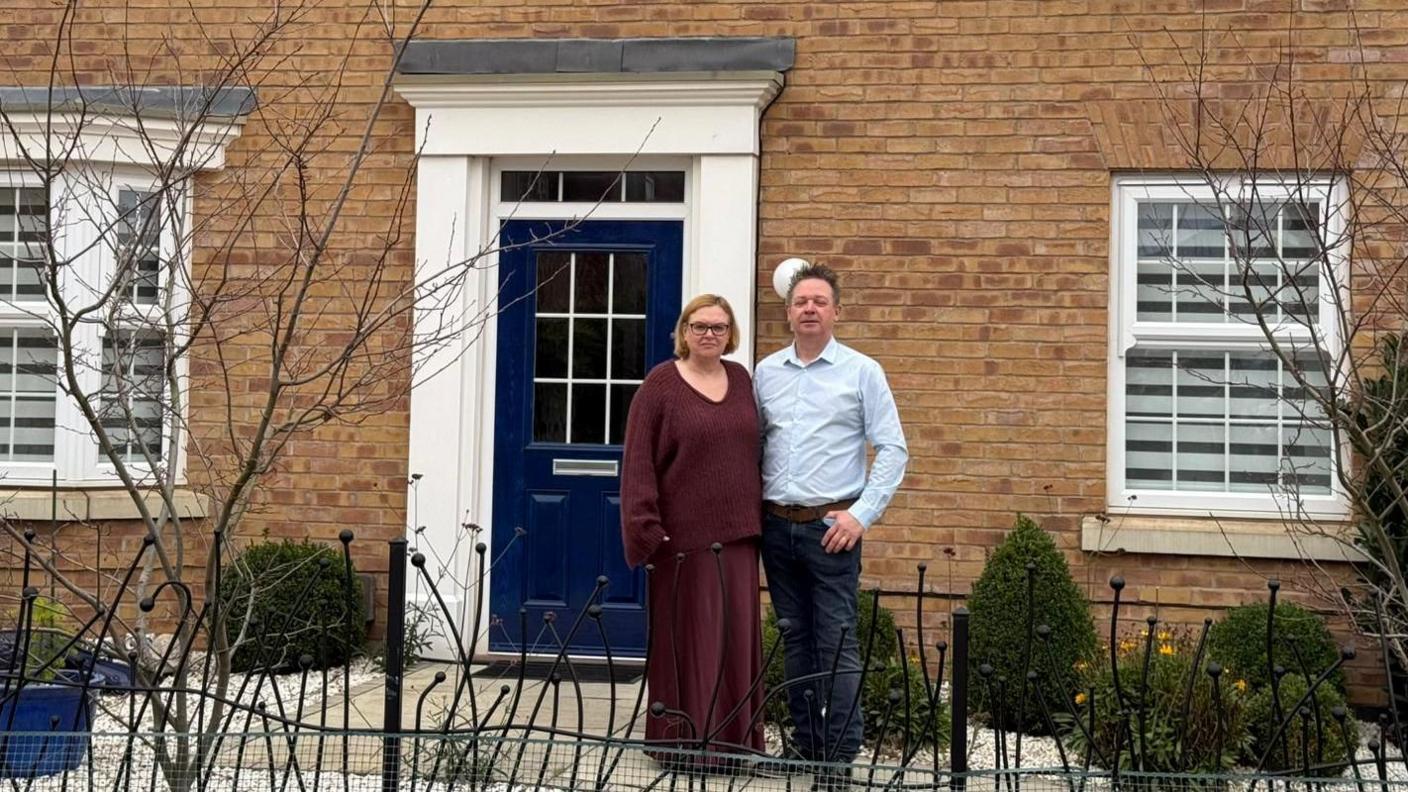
[500,170,685,204]
[1110,177,1345,517]
[0,173,181,485]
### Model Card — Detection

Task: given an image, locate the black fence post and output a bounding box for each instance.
[950,607,969,792]
[382,538,408,792]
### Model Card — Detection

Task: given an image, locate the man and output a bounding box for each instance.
[755,263,908,783]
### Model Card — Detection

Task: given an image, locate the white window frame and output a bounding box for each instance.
[0,166,190,487]
[1107,174,1350,519]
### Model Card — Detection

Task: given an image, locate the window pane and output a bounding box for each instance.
[536,252,571,313]
[612,253,647,314]
[0,188,46,303]
[1283,423,1332,495]
[1283,203,1320,259]
[1136,259,1172,322]
[574,253,609,313]
[625,171,685,202]
[561,172,622,203]
[533,383,566,443]
[1126,349,1172,418]
[1176,202,1225,259]
[1175,353,1225,420]
[1175,421,1225,491]
[609,383,638,445]
[1230,202,1277,259]
[117,190,160,306]
[1285,351,1329,423]
[1126,420,1172,490]
[535,318,568,379]
[101,333,164,462]
[0,329,56,463]
[501,171,559,202]
[1227,352,1278,420]
[1137,203,1173,258]
[570,383,606,444]
[572,318,607,379]
[1173,258,1225,322]
[1229,423,1278,492]
[611,319,646,381]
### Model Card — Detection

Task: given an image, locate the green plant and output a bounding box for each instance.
[968,514,1097,733]
[1242,673,1357,776]
[1207,601,1343,694]
[374,600,439,673]
[22,596,71,683]
[761,592,949,753]
[220,540,366,672]
[1059,630,1252,774]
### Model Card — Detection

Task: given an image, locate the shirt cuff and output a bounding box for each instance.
[848,502,879,531]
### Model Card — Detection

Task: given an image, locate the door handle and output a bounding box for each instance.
[552,458,619,477]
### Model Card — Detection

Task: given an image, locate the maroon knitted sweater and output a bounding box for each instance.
[620,359,762,568]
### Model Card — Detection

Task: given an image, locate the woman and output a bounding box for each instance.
[620,293,766,764]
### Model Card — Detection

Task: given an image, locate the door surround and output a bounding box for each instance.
[393,39,790,660]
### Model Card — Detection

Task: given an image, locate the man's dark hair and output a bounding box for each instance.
[786,263,841,304]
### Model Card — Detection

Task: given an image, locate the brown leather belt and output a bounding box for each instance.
[764,498,858,524]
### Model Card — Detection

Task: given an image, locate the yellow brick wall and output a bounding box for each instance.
[5,0,1405,701]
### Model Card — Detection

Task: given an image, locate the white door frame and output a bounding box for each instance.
[395,72,782,660]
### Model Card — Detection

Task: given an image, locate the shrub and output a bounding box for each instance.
[1242,673,1357,776]
[220,540,365,672]
[1207,601,1343,694]
[762,592,949,753]
[968,514,1097,733]
[1059,630,1252,773]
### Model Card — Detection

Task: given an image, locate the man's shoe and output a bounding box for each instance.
[753,746,812,778]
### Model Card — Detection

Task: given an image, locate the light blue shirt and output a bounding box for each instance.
[754,337,908,529]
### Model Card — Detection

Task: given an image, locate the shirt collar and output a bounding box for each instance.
[785,336,840,368]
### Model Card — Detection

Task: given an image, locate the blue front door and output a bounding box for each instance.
[490,220,683,657]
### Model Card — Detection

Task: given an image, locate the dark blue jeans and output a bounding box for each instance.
[760,512,863,762]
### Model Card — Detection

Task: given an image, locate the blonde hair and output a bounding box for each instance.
[674,294,740,359]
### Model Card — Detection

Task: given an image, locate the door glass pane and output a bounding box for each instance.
[613,253,647,314]
[571,384,606,444]
[625,172,685,202]
[572,318,607,379]
[611,319,646,380]
[609,384,638,445]
[502,171,559,202]
[536,252,571,313]
[574,253,610,313]
[535,318,568,379]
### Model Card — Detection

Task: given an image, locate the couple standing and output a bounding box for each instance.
[619,263,908,779]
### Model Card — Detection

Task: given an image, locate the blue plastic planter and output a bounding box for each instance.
[0,671,96,777]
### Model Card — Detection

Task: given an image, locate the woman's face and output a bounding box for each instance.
[682,305,731,361]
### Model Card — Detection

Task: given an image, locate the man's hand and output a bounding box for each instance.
[820,510,863,553]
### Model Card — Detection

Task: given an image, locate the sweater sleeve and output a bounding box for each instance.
[620,372,669,568]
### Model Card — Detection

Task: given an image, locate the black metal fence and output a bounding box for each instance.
[0,529,1403,791]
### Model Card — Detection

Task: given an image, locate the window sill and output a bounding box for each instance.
[0,488,209,522]
[1081,514,1363,562]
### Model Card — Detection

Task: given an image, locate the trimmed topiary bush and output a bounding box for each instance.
[1242,673,1357,776]
[762,591,948,753]
[220,540,365,672]
[1207,601,1343,695]
[968,514,1097,734]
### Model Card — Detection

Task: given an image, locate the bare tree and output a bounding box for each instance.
[1129,14,1408,688]
[0,2,612,786]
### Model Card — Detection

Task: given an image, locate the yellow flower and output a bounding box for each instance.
[1073,660,1089,671]
[1158,643,1175,656]
[1075,692,1088,706]
[1156,630,1171,641]
[1235,679,1248,693]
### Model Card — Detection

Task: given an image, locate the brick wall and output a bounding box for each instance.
[6,0,1407,702]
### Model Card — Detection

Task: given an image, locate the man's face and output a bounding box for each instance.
[787,277,839,342]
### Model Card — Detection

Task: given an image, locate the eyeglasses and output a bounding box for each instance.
[687,322,731,337]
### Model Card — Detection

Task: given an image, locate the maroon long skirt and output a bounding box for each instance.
[645,537,766,756]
